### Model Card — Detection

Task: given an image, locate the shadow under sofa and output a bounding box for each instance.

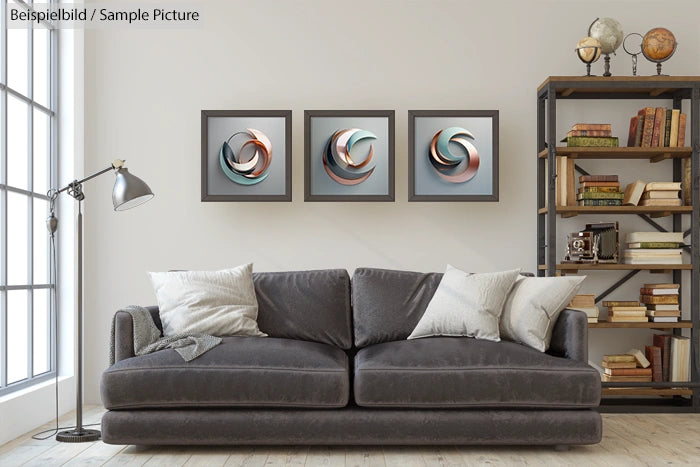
[100,268,602,446]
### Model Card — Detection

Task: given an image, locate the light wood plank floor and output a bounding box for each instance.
[1,406,699,466]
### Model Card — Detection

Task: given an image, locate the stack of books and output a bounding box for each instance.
[627,107,686,148]
[600,351,651,382]
[577,175,622,206]
[640,182,682,207]
[622,231,685,264]
[603,300,647,323]
[567,294,599,323]
[640,283,680,323]
[563,123,618,147]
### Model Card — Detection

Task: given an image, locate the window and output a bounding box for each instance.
[1,0,57,395]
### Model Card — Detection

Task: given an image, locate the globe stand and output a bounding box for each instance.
[602,54,612,77]
[575,45,600,77]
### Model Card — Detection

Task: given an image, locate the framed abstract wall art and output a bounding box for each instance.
[408,110,499,201]
[304,110,395,201]
[201,110,292,201]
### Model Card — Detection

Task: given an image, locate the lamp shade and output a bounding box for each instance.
[112,167,154,211]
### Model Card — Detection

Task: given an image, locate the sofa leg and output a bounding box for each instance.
[554,444,570,452]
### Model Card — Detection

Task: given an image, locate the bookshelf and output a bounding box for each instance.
[537,76,700,413]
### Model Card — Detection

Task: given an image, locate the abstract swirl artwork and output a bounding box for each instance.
[428,127,480,183]
[219,128,272,185]
[322,129,376,185]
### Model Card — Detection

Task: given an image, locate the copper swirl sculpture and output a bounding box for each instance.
[429,127,480,183]
[219,128,272,185]
[322,129,377,185]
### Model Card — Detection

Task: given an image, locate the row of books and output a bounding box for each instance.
[622,231,685,265]
[600,337,690,383]
[640,283,681,323]
[627,107,687,148]
[562,123,618,147]
[577,174,622,206]
[622,180,682,207]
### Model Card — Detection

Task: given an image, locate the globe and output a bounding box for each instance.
[576,37,602,63]
[588,17,624,54]
[642,28,677,61]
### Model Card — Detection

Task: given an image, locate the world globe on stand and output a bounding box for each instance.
[642,27,677,61]
[575,37,602,76]
[588,17,624,76]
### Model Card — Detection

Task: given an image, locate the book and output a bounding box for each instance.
[646,304,680,311]
[669,109,680,147]
[663,108,672,147]
[649,316,679,323]
[642,190,680,199]
[670,335,690,382]
[576,192,624,200]
[571,123,611,131]
[601,360,637,369]
[623,249,683,255]
[626,232,684,243]
[602,354,636,363]
[569,306,599,319]
[580,175,618,183]
[565,136,619,147]
[683,158,691,206]
[639,199,682,206]
[624,257,683,265]
[606,306,647,312]
[647,310,681,317]
[588,317,598,323]
[602,300,640,307]
[622,180,646,206]
[627,115,639,147]
[634,112,645,147]
[566,158,575,207]
[602,374,652,382]
[603,368,652,376]
[578,199,622,206]
[580,186,624,193]
[651,107,665,147]
[653,334,672,381]
[644,283,680,289]
[568,294,596,307]
[567,129,613,137]
[640,295,679,304]
[607,316,648,322]
[645,345,663,382]
[579,181,621,188]
[640,107,656,147]
[627,349,651,368]
[639,288,679,296]
[627,242,681,249]
[678,112,687,146]
[645,182,682,191]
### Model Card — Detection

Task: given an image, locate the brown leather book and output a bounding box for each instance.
[627,116,639,147]
[645,345,663,382]
[653,334,672,381]
[603,368,652,376]
[579,181,621,188]
[678,113,687,146]
[640,295,679,304]
[579,175,618,182]
[601,361,637,369]
[640,107,656,147]
[650,107,665,147]
[571,123,611,131]
[567,129,613,137]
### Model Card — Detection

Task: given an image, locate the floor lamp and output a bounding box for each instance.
[48,159,154,442]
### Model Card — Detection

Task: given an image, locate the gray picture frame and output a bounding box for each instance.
[408,110,499,202]
[201,110,292,202]
[304,110,395,202]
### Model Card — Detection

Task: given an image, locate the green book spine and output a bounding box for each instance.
[629,242,681,248]
[576,192,625,200]
[579,186,622,193]
[664,109,672,147]
[577,199,623,206]
[566,136,619,147]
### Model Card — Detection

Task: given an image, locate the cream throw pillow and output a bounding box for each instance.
[499,275,585,352]
[148,263,266,337]
[407,265,521,342]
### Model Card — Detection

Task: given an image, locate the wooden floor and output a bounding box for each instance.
[1,406,699,466]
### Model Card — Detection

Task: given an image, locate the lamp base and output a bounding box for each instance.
[56,428,101,443]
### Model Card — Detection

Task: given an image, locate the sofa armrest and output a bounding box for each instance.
[112,306,161,363]
[547,309,588,362]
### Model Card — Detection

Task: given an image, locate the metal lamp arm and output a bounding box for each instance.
[54,159,125,199]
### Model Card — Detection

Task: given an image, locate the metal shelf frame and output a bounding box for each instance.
[536,76,700,412]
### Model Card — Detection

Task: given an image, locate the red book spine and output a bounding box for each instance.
[641,107,656,147]
[627,116,639,147]
[650,107,665,147]
[678,113,687,146]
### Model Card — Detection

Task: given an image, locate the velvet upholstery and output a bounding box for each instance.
[547,308,589,363]
[354,337,600,408]
[352,268,443,347]
[254,269,352,349]
[101,408,602,446]
[102,337,349,409]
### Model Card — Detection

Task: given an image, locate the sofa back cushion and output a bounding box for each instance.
[352,268,442,347]
[254,269,352,349]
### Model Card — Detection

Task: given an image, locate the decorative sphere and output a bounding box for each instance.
[576,37,602,63]
[588,17,624,54]
[642,28,677,61]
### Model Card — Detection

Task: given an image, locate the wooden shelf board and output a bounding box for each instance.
[539,264,691,272]
[538,206,691,217]
[538,76,700,95]
[602,387,693,397]
[589,320,692,329]
[537,147,691,160]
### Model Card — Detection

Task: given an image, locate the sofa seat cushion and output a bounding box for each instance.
[101,337,349,409]
[354,337,600,409]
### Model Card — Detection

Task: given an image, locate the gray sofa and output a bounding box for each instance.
[101,268,602,446]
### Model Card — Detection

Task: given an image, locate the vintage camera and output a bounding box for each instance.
[564,222,619,264]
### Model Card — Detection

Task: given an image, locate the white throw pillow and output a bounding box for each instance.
[499,275,585,352]
[407,265,521,342]
[148,263,267,337]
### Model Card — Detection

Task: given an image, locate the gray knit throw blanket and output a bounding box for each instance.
[109,305,222,365]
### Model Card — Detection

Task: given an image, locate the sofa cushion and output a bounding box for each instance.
[101,337,349,409]
[254,269,352,349]
[354,337,600,409]
[352,268,443,347]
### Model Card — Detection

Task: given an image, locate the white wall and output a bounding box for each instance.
[82,0,700,403]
